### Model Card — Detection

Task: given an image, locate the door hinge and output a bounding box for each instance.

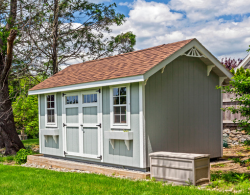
[63,123,67,127]
[97,155,102,160]
[96,88,101,93]
[62,93,66,96]
[96,123,101,128]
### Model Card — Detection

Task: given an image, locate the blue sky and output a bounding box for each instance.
[88,0,250,60]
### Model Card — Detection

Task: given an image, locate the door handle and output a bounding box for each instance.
[80,124,85,133]
[96,123,101,128]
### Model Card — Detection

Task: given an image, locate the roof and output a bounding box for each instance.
[235,53,250,70]
[29,39,194,91]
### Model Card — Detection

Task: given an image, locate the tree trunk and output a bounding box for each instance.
[52,0,59,75]
[0,78,24,155]
[0,131,4,149]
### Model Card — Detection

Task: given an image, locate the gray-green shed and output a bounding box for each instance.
[29,38,232,171]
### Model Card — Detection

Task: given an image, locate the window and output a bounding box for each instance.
[83,94,97,103]
[46,94,57,127]
[110,85,130,129]
[66,95,78,104]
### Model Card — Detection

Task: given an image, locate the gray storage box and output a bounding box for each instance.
[149,152,210,185]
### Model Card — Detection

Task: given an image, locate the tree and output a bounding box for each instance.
[0,0,25,154]
[221,67,250,133]
[221,57,243,70]
[17,0,136,76]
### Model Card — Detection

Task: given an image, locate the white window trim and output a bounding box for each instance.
[110,84,130,129]
[45,93,57,127]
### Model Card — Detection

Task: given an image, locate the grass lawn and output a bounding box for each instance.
[0,165,228,195]
[22,138,39,147]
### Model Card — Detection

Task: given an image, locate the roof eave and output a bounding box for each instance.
[28,75,144,95]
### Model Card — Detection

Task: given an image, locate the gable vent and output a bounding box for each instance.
[184,47,206,58]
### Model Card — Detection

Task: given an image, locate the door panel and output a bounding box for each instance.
[66,127,79,153]
[83,127,98,155]
[66,107,78,123]
[83,107,97,123]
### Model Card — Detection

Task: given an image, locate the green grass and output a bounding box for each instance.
[0,155,14,163]
[209,171,250,192]
[0,165,227,195]
[21,138,39,146]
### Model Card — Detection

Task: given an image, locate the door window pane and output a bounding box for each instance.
[120,96,126,104]
[113,97,119,105]
[121,115,126,123]
[120,87,126,95]
[66,96,78,104]
[113,88,119,96]
[114,115,120,123]
[114,107,120,114]
[83,94,98,104]
[121,106,126,114]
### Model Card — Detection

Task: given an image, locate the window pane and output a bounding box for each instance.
[47,95,50,101]
[120,87,126,95]
[87,95,90,103]
[51,102,54,108]
[91,94,94,102]
[76,96,78,103]
[121,115,126,123]
[94,94,97,102]
[113,97,119,105]
[48,115,51,123]
[114,107,120,114]
[67,97,70,104]
[114,115,120,123]
[51,115,55,123]
[113,88,119,96]
[83,95,87,103]
[69,96,72,104]
[51,95,54,101]
[72,96,75,104]
[47,102,50,108]
[120,96,126,104]
[51,109,54,116]
[121,106,126,114]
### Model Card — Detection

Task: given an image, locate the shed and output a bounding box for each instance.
[28,38,233,171]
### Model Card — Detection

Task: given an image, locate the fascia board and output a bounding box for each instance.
[235,53,250,70]
[144,39,233,80]
[28,75,144,95]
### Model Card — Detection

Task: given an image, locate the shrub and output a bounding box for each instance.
[14,148,34,164]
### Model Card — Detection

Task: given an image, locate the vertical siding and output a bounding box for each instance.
[102,83,140,167]
[40,93,63,156]
[145,56,221,166]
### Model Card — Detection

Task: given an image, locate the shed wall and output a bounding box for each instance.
[40,93,63,156]
[102,83,141,167]
[145,56,221,167]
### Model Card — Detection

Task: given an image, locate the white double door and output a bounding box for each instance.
[63,89,102,159]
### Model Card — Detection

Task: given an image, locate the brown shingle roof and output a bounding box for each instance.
[30,39,194,91]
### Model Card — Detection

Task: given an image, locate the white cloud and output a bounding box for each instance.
[110,0,250,59]
[169,0,250,21]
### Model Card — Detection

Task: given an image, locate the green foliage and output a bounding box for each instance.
[220,67,250,134]
[229,158,241,163]
[14,148,34,165]
[0,154,15,163]
[9,77,41,138]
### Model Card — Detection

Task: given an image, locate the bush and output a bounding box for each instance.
[14,148,34,165]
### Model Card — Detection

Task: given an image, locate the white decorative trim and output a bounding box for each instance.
[207,65,215,76]
[45,93,57,128]
[29,75,144,95]
[110,84,131,129]
[219,77,227,86]
[161,66,166,73]
[184,47,206,58]
[124,140,130,150]
[110,139,115,149]
[53,135,58,144]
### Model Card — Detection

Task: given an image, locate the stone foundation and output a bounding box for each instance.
[223,126,250,146]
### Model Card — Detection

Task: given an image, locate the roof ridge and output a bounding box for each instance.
[69,38,195,67]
